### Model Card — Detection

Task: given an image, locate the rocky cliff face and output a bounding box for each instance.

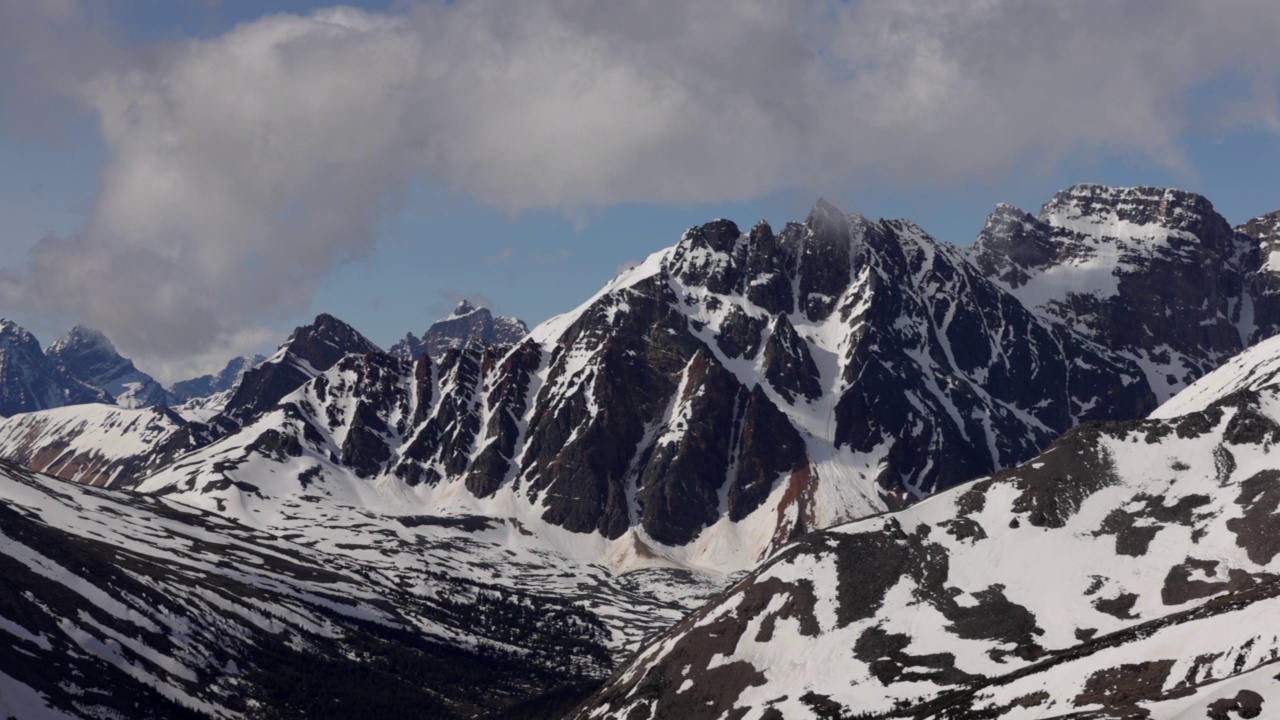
[0,319,109,417]
[143,313,384,471]
[47,325,173,408]
[574,333,1280,719]
[390,300,529,359]
[971,185,1278,401]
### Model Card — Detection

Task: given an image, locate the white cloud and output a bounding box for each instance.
[3,0,1280,379]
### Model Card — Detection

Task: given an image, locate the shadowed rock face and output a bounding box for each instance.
[972,185,1280,400]
[223,313,382,426]
[0,319,109,417]
[124,191,1169,555]
[47,325,173,408]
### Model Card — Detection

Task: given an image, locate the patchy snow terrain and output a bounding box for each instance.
[0,458,718,719]
[576,340,1280,719]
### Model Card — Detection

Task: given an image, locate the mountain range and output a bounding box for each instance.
[4,184,1280,718]
[0,301,528,420]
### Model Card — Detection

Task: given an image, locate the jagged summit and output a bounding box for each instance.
[389,302,528,359]
[223,313,380,424]
[48,324,114,355]
[1239,209,1280,243]
[971,184,1270,400]
[804,197,852,240]
[0,319,108,416]
[133,191,1155,570]
[1039,183,1231,242]
[47,325,172,409]
[0,317,35,344]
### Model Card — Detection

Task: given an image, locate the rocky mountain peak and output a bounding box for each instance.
[48,325,114,355]
[168,354,264,404]
[0,319,108,416]
[279,313,381,368]
[0,317,37,347]
[1238,210,1280,244]
[805,197,852,239]
[222,313,380,425]
[1039,184,1230,240]
[47,326,172,409]
[389,304,528,359]
[969,184,1265,400]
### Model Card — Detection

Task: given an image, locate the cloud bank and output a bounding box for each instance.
[2,0,1280,379]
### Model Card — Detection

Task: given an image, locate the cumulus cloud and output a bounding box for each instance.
[2,0,1280,380]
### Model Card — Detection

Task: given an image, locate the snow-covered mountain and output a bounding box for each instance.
[7,184,1280,718]
[389,299,529,359]
[0,403,186,486]
[130,199,1162,576]
[0,318,109,417]
[0,315,382,490]
[147,313,385,470]
[971,185,1280,402]
[16,186,1280,572]
[168,353,264,404]
[47,325,174,408]
[575,337,1280,719]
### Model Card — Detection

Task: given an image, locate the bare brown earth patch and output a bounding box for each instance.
[1227,470,1280,564]
[1206,689,1264,719]
[1074,660,1177,716]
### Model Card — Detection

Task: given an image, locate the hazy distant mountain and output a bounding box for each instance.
[47,325,173,408]
[0,318,109,417]
[168,353,265,403]
[389,300,528,359]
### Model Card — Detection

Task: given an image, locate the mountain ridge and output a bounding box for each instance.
[5,184,1280,719]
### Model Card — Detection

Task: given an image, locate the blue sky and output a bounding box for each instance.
[2,1,1280,383]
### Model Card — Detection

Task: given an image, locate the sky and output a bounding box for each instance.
[2,0,1280,384]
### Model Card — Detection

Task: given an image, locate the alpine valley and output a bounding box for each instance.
[5,184,1280,719]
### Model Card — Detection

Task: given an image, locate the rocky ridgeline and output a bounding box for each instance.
[120,185,1280,575]
[390,299,529,359]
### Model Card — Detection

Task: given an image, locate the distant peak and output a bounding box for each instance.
[810,197,845,219]
[806,198,851,237]
[1037,184,1227,240]
[60,325,113,349]
[1044,184,1215,215]
[311,312,343,328]
[453,300,477,316]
